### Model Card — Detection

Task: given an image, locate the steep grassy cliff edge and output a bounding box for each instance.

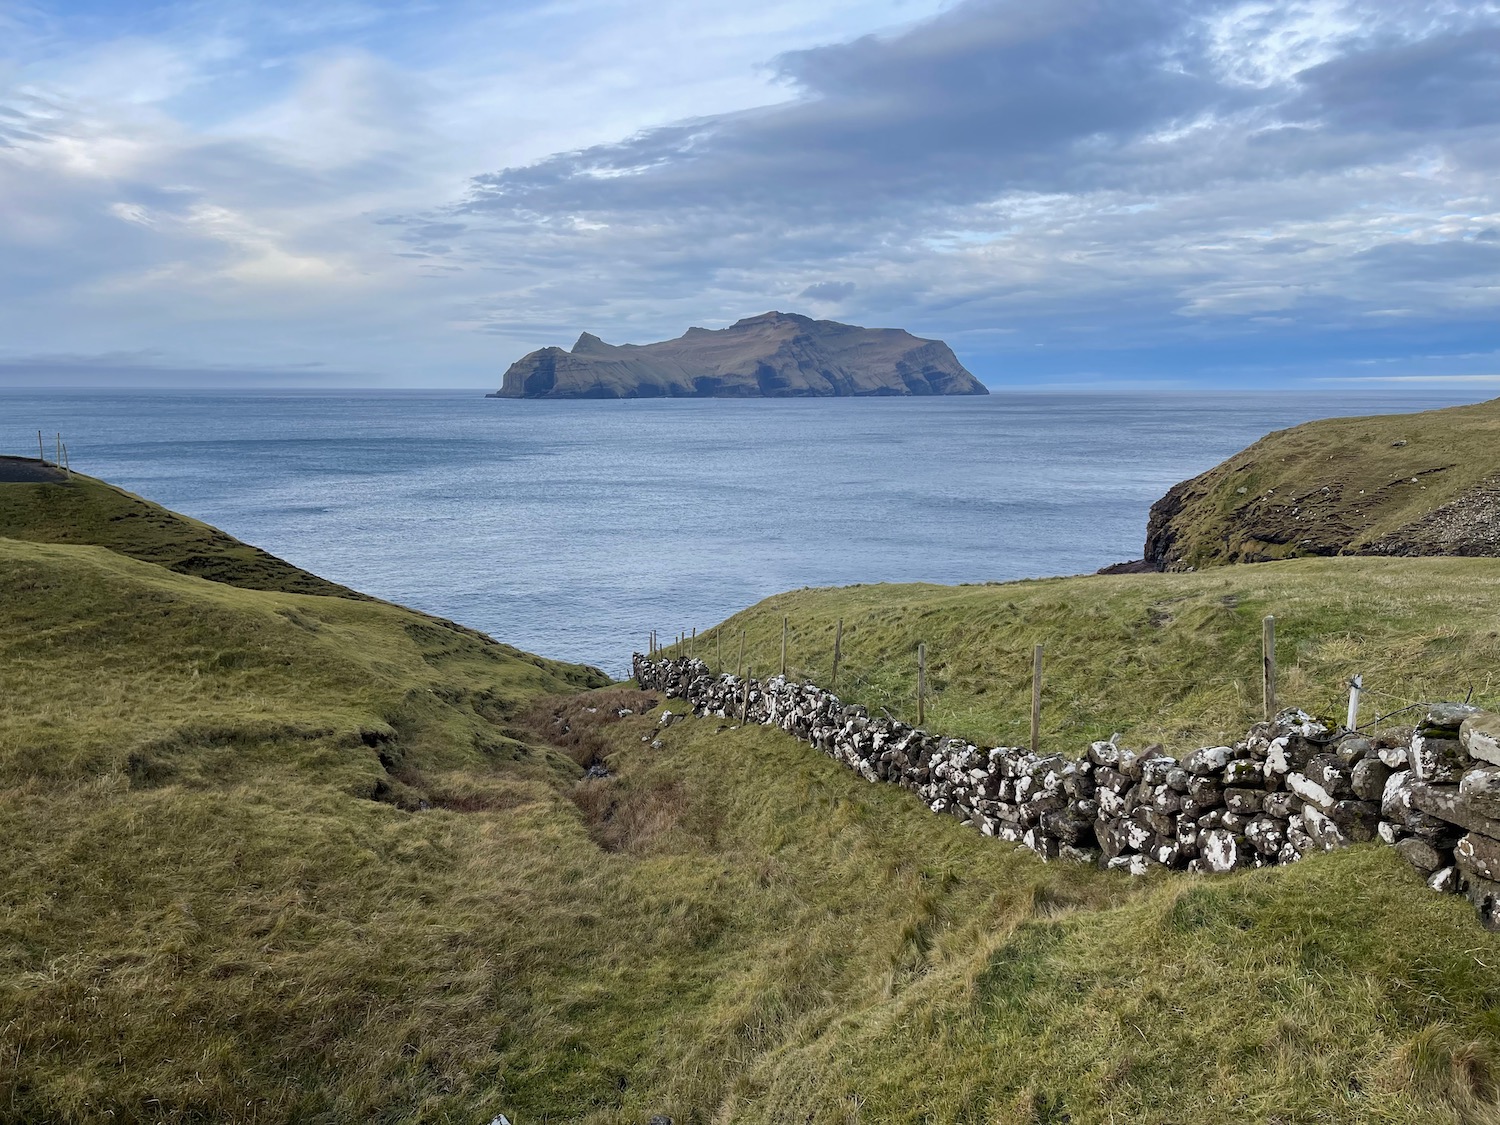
[1144,397,1500,570]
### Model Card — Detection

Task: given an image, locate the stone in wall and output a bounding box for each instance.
[632,656,1500,929]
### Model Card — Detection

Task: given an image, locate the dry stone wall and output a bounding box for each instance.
[634,654,1500,931]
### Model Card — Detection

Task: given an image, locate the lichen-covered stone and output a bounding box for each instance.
[1410,733,1468,783]
[1459,766,1500,820]
[1224,787,1265,814]
[1263,791,1303,819]
[1458,869,1500,930]
[1287,771,1335,811]
[632,656,1499,929]
[1396,836,1444,873]
[1428,866,1461,894]
[1329,799,1381,843]
[1381,769,1415,820]
[1141,756,1178,787]
[1200,828,1245,872]
[1245,815,1286,857]
[1183,745,1232,775]
[1460,713,1500,766]
[1336,735,1374,765]
[1455,833,1500,882]
[1424,702,1482,732]
[1223,759,1263,787]
[1351,757,1393,802]
[1411,782,1500,839]
[1302,805,1351,851]
[1378,744,1411,768]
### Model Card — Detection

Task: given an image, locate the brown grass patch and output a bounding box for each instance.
[571,775,687,853]
[521,687,661,768]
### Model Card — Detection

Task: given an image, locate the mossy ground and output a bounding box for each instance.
[4,473,1500,1123]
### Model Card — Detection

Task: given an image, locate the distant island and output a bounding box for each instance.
[487,311,988,398]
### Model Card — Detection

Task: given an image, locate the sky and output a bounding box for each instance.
[1,0,1498,389]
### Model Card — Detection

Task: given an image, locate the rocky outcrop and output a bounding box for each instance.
[636,655,1500,930]
[1140,398,1500,570]
[488,312,987,398]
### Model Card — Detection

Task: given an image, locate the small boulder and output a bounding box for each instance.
[1424,702,1482,732]
[1461,713,1500,766]
[1427,866,1460,894]
[1200,828,1246,872]
[1410,733,1467,784]
[1459,766,1500,820]
[1396,837,1444,874]
[1351,757,1393,802]
[1183,745,1233,775]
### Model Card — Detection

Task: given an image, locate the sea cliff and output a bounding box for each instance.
[488,311,987,398]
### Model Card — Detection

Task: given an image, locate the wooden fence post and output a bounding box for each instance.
[737,629,746,678]
[742,667,753,723]
[1262,615,1277,721]
[691,627,696,658]
[781,616,788,678]
[1347,673,1362,731]
[1031,644,1044,754]
[917,643,926,727]
[37,431,45,465]
[831,618,843,691]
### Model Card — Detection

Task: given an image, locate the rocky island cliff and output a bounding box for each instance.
[487,311,987,398]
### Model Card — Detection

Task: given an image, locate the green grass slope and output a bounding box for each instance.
[1145,397,1500,569]
[6,473,1500,1123]
[678,557,1500,751]
[0,468,366,598]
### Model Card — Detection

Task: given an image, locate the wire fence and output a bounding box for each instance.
[643,611,1478,749]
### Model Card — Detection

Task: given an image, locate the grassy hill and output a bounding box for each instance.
[1144,397,1500,570]
[0,465,367,599]
[5,466,1500,1123]
[676,557,1500,752]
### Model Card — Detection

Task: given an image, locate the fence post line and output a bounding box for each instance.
[742,667,753,723]
[1031,644,1044,754]
[781,616,788,678]
[831,618,843,691]
[38,431,45,464]
[737,628,746,678]
[55,433,62,466]
[691,627,696,658]
[917,642,926,727]
[1262,615,1277,721]
[1347,673,1362,731]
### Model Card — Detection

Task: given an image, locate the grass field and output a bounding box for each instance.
[676,557,1500,752]
[5,469,1500,1123]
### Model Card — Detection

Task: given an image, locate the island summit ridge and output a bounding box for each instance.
[488,311,987,398]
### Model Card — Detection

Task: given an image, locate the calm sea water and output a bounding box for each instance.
[2,389,1480,674]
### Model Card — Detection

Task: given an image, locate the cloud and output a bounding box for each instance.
[800,280,856,301]
[432,0,1500,379]
[1,0,1498,385]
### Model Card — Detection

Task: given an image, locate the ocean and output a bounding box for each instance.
[3,389,1479,675]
